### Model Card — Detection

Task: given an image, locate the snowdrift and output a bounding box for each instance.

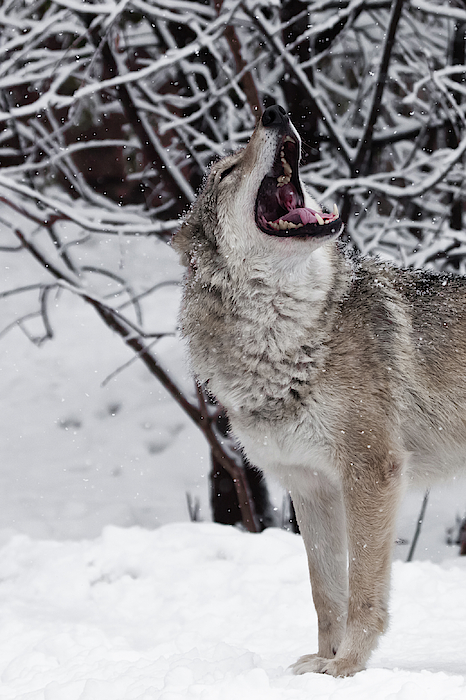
[0,523,466,699]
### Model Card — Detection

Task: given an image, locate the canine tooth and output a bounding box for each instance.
[315,212,325,225]
[333,203,339,217]
[283,162,292,175]
[284,136,294,143]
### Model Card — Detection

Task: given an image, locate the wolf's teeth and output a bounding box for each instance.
[333,203,339,217]
[315,212,325,225]
[277,175,291,186]
[284,136,295,143]
[279,220,299,230]
[268,219,304,232]
[280,148,292,177]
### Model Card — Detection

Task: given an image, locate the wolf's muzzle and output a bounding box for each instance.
[255,107,341,238]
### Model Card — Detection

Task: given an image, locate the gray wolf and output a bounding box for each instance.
[173,104,466,677]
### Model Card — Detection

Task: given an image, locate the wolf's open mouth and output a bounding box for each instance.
[255,135,341,238]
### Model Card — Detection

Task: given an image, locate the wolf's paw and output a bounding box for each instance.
[291,654,364,677]
[290,654,329,675]
[319,657,364,677]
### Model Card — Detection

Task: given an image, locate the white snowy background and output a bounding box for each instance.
[2,229,466,699]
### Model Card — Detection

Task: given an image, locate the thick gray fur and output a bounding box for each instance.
[173,113,466,677]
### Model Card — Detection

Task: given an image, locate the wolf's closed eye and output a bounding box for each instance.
[219,164,236,181]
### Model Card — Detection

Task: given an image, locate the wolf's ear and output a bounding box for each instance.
[171,216,194,266]
[172,171,219,264]
[171,191,205,265]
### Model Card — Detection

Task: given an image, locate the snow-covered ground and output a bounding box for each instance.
[1,523,466,699]
[0,234,210,542]
[2,234,466,697]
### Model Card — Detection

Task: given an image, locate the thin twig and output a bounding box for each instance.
[352,0,406,176]
[100,338,161,387]
[406,490,430,562]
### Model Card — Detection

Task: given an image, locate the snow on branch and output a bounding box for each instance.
[0,175,177,235]
[1,0,465,264]
[412,0,466,22]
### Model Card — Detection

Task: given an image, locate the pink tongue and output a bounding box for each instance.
[277,208,319,225]
[276,185,319,225]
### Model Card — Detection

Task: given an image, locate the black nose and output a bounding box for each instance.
[262,105,288,127]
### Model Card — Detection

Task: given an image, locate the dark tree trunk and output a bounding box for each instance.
[210,411,274,530]
[447,22,466,232]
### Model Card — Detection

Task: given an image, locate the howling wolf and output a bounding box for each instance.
[173,104,466,677]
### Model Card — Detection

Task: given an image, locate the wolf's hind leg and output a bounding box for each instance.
[290,475,348,672]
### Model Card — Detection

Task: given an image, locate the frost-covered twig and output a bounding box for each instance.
[412,0,466,22]
[318,132,466,201]
[0,176,178,235]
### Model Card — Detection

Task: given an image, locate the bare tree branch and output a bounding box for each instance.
[352,0,406,176]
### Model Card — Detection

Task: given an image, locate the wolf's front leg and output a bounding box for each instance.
[290,475,348,673]
[315,460,404,677]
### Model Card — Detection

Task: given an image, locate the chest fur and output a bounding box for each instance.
[183,271,333,417]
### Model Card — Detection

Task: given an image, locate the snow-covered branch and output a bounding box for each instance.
[0,175,177,235]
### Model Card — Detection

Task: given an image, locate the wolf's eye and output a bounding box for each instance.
[219,164,236,181]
